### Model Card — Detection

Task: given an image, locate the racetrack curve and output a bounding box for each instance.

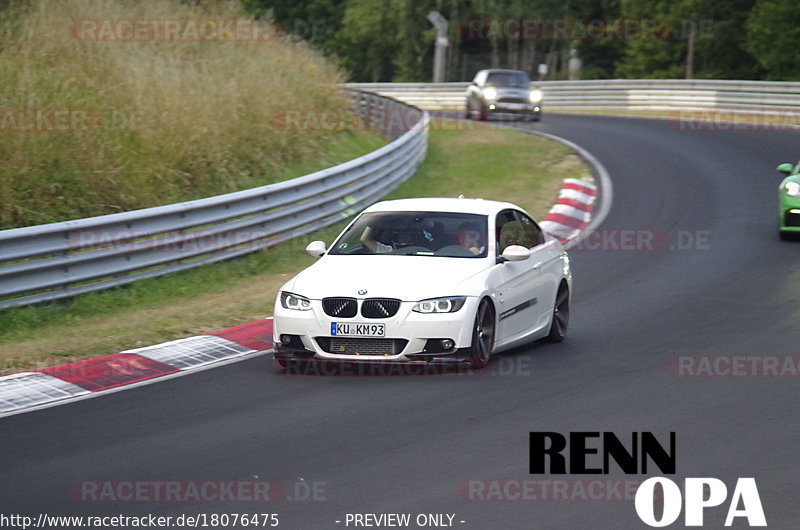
[3,114,800,529]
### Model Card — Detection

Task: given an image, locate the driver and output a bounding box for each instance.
[455,222,486,255]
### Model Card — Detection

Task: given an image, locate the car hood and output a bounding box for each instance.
[283,255,490,301]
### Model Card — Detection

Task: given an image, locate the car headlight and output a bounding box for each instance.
[785,181,800,197]
[413,296,466,314]
[483,87,497,100]
[280,292,312,311]
[529,89,543,103]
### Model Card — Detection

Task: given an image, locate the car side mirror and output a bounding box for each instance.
[501,245,531,262]
[306,241,326,257]
[777,163,793,175]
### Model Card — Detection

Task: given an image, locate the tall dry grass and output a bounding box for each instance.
[0,0,352,228]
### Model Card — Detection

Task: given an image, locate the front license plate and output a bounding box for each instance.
[501,103,527,110]
[331,322,385,337]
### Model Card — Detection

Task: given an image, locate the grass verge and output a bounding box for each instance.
[0,0,353,228]
[0,122,590,373]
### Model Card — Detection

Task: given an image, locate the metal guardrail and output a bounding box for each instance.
[342,79,800,113]
[0,91,428,309]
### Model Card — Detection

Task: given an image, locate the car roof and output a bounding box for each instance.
[482,68,529,75]
[363,197,527,217]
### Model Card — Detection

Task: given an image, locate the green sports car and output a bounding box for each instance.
[777,161,800,240]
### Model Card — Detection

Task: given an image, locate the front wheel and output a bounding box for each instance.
[469,299,495,368]
[545,284,569,342]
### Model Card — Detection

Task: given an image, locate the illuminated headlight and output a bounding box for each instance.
[785,181,800,197]
[280,292,312,311]
[483,87,497,100]
[413,296,466,314]
[529,89,543,103]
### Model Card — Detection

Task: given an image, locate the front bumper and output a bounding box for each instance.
[779,193,800,231]
[272,296,479,364]
[486,101,541,117]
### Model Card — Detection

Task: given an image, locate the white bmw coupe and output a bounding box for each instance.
[273,197,571,369]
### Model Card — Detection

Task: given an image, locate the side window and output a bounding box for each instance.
[515,211,545,248]
[495,210,519,254]
[497,210,545,253]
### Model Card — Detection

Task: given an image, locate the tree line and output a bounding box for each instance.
[241,0,800,82]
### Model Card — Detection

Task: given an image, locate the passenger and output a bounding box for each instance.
[361,226,413,253]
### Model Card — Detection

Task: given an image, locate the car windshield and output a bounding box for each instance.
[329,211,489,258]
[486,71,530,88]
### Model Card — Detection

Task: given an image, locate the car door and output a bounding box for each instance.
[489,209,550,345]
[517,210,563,331]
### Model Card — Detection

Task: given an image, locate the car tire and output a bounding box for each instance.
[464,103,472,120]
[478,106,488,121]
[544,283,569,342]
[779,230,794,241]
[469,299,495,369]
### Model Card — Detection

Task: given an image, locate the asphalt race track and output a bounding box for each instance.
[3,114,800,529]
